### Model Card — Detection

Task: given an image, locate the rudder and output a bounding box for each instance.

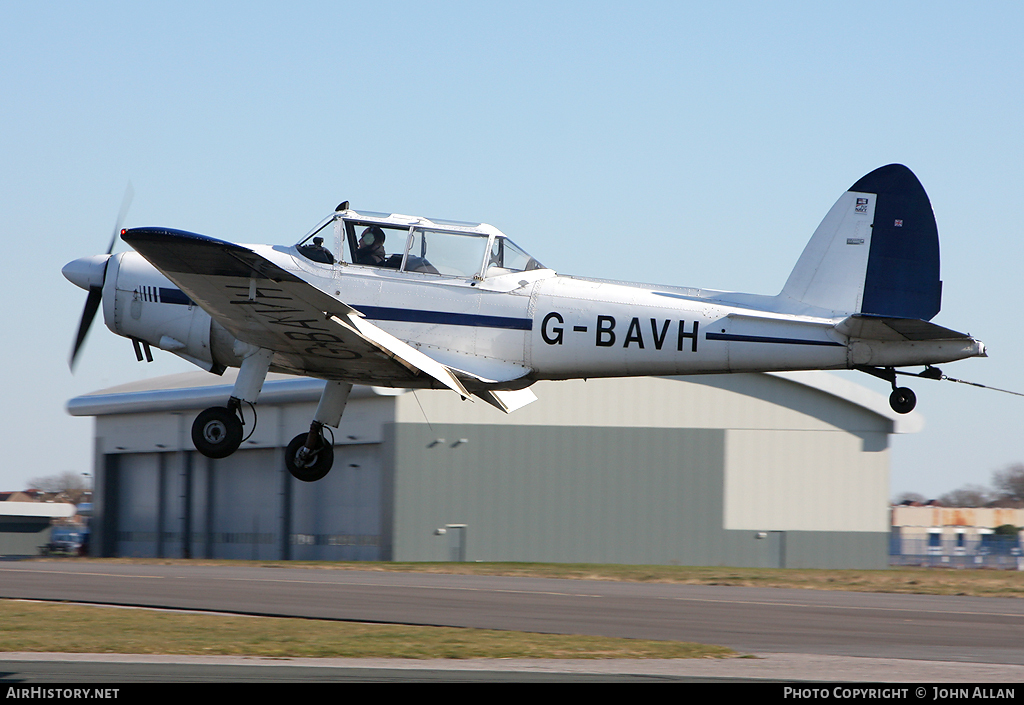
[854,164,941,320]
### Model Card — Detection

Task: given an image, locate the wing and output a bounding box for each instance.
[121,227,469,396]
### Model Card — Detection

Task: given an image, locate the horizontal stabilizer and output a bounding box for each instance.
[835,315,969,342]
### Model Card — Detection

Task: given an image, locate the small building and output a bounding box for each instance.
[891,505,1024,568]
[68,370,917,568]
[0,501,77,557]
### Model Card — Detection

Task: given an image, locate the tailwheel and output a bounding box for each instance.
[889,387,917,414]
[285,428,335,482]
[192,406,244,458]
[856,366,921,415]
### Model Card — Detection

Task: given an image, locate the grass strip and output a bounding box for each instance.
[0,600,734,659]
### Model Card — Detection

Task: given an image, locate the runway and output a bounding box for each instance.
[1,561,1022,682]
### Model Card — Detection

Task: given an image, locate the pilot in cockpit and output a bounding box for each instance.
[356,226,387,265]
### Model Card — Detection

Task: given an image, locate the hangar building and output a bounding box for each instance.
[68,371,918,568]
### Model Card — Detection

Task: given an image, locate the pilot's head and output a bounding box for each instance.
[312,237,325,247]
[359,226,385,248]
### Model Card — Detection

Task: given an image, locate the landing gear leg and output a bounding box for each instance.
[285,381,352,482]
[191,347,274,459]
[855,366,917,414]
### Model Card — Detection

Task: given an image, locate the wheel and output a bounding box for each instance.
[285,432,334,482]
[889,387,917,414]
[191,406,244,459]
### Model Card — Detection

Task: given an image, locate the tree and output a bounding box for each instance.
[937,484,991,508]
[992,464,1024,501]
[893,492,926,505]
[26,472,91,504]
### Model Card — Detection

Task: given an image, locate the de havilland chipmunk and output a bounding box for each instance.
[64,164,986,481]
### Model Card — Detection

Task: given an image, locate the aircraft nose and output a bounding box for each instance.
[62,254,110,291]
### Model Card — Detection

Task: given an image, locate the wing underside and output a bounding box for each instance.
[121,227,482,396]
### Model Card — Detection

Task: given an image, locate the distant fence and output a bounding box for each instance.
[890,534,1024,570]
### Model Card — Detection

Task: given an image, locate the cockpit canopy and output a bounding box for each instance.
[296,208,546,278]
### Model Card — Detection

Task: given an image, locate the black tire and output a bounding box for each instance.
[191,407,244,459]
[889,387,917,414]
[285,433,334,482]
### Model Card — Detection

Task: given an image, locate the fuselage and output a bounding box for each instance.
[94,243,984,390]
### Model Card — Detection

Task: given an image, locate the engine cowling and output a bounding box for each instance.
[103,251,236,373]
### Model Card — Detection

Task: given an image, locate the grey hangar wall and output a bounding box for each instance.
[71,371,912,568]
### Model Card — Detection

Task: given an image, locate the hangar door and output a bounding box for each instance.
[110,444,383,560]
[289,444,384,561]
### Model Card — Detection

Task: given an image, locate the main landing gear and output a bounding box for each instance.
[192,402,245,458]
[285,423,335,483]
[284,380,352,483]
[190,347,273,461]
[856,365,943,414]
[189,348,352,483]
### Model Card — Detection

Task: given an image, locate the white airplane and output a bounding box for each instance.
[64,164,986,481]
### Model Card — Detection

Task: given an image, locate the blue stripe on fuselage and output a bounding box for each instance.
[356,305,533,331]
[155,290,532,331]
[705,332,843,347]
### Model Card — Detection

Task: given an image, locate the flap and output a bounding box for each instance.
[473,387,538,413]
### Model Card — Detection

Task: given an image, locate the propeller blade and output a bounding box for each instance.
[70,182,133,370]
[105,181,134,255]
[70,286,103,370]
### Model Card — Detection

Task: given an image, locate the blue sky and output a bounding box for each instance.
[2,1,1022,498]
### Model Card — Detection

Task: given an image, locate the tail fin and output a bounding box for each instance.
[779,164,941,320]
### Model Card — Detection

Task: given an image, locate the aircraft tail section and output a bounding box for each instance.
[780,164,941,321]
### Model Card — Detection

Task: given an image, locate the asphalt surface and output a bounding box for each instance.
[1,561,1022,682]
